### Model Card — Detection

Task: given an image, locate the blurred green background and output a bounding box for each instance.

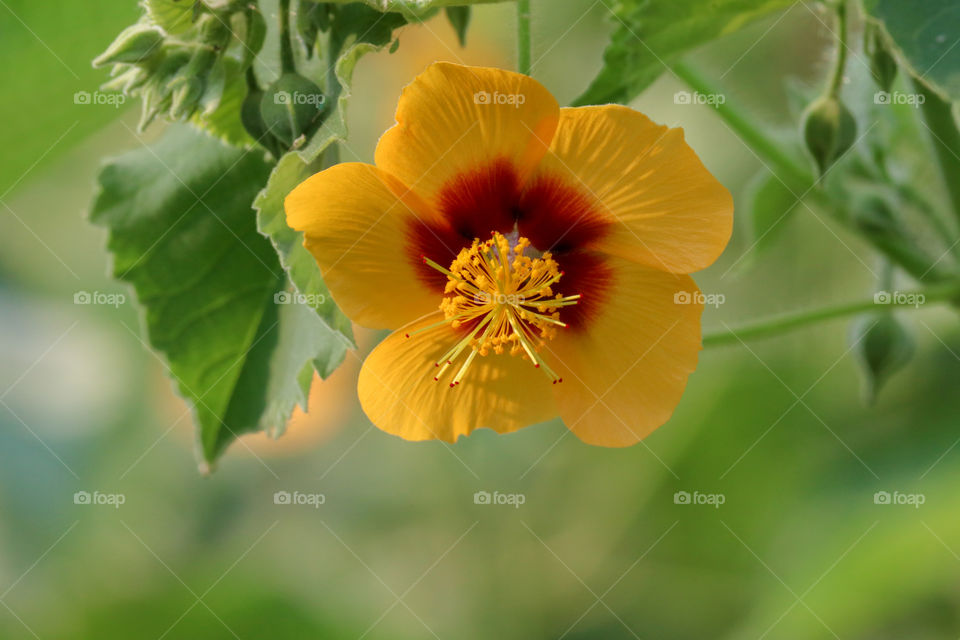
[2,1,959,638]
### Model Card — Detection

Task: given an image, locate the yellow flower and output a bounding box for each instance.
[285,62,733,446]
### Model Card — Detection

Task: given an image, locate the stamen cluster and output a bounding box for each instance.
[412,232,580,387]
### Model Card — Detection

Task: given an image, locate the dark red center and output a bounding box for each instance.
[405,159,614,330]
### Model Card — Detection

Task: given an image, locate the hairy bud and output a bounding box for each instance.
[94,24,165,66]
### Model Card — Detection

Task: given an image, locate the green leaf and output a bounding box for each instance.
[193,59,256,147]
[144,0,195,35]
[254,2,407,335]
[862,0,960,101]
[90,125,348,465]
[328,4,409,56]
[742,170,800,265]
[574,0,793,106]
[317,0,500,14]
[255,148,354,343]
[445,6,471,46]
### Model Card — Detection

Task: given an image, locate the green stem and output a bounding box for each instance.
[911,77,960,226]
[516,0,531,76]
[673,61,954,283]
[278,0,295,74]
[245,65,259,92]
[672,61,813,190]
[827,0,848,97]
[702,281,960,347]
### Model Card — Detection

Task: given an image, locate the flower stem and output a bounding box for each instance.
[702,281,960,347]
[278,0,296,74]
[516,0,532,76]
[827,0,848,97]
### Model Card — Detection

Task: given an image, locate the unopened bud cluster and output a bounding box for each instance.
[94,1,264,131]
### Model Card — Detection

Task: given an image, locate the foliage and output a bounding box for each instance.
[87,0,960,466]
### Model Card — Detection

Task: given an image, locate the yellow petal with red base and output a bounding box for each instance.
[536,105,733,274]
[285,162,438,330]
[375,62,559,209]
[547,257,703,446]
[357,312,558,442]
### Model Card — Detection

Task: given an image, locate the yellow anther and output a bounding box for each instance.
[415,231,580,387]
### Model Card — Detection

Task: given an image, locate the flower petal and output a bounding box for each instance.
[537,105,733,274]
[358,313,558,442]
[375,62,559,209]
[547,257,703,446]
[285,162,439,330]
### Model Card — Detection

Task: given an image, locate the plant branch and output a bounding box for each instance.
[516,0,531,76]
[911,77,960,227]
[702,281,960,347]
[671,61,813,190]
[673,60,955,283]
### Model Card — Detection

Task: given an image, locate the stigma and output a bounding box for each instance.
[408,231,580,387]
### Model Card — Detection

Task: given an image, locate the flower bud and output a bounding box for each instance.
[242,86,281,154]
[802,95,857,177]
[102,66,151,93]
[196,12,232,49]
[169,77,205,119]
[260,73,326,147]
[850,313,914,404]
[183,47,218,79]
[138,86,171,131]
[94,24,165,67]
[865,23,897,93]
[153,47,193,85]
